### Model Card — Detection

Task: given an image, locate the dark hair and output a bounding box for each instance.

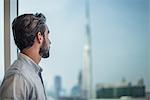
[12,13,46,51]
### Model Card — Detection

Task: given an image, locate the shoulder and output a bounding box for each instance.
[1,60,33,93]
[0,71,32,99]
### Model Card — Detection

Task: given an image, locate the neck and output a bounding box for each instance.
[21,48,41,64]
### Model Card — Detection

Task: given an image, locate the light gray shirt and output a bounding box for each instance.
[0,53,47,100]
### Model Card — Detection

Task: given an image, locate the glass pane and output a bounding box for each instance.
[0,0,4,85]
[19,0,149,99]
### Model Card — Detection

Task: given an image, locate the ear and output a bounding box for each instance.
[36,32,43,44]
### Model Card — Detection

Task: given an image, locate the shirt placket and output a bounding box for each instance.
[38,72,47,100]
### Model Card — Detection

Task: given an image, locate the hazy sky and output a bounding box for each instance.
[0,0,149,94]
[90,0,149,91]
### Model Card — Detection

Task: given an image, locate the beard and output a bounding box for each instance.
[39,38,50,58]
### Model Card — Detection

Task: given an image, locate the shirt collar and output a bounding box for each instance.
[18,53,43,74]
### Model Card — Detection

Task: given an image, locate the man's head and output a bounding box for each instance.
[12,13,51,58]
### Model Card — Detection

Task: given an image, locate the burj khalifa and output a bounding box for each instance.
[82,0,93,99]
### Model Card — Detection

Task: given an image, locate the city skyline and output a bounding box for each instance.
[49,72,147,98]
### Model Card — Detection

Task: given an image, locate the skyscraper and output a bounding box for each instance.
[71,70,83,97]
[82,0,93,99]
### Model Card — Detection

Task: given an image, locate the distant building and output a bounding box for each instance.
[71,70,82,97]
[96,79,146,99]
[146,91,150,100]
[137,78,144,86]
[96,85,145,98]
[78,71,82,88]
[71,85,81,97]
[54,76,62,100]
[82,0,93,99]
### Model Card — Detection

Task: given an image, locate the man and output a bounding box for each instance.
[0,13,51,100]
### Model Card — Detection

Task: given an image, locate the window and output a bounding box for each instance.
[19,0,149,99]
